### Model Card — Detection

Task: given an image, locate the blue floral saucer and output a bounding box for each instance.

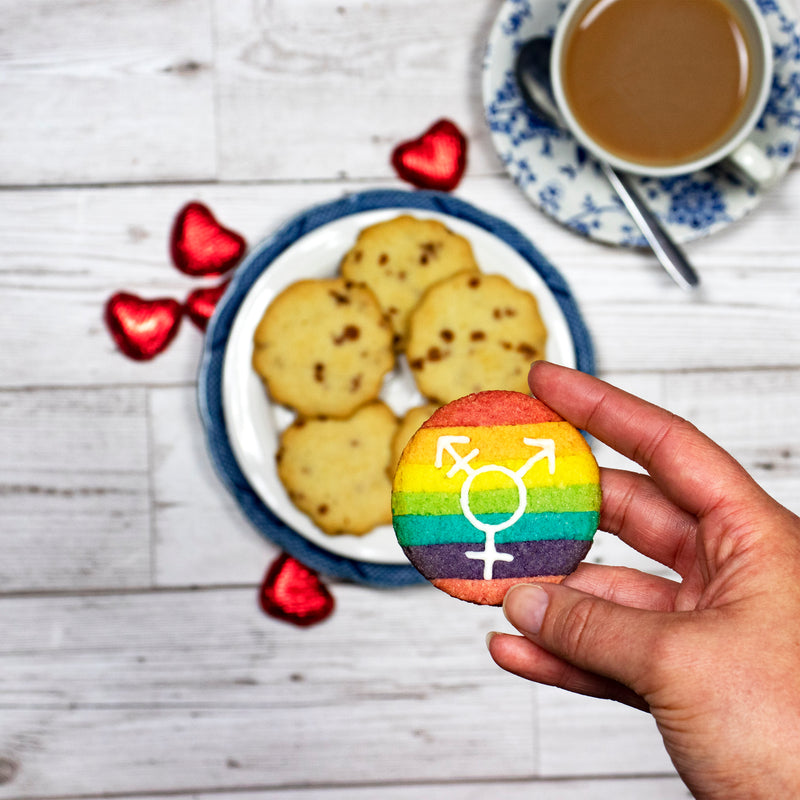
[483,0,800,246]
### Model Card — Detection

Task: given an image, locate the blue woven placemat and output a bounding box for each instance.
[197,188,594,586]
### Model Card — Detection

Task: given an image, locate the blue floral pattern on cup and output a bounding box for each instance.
[483,0,800,246]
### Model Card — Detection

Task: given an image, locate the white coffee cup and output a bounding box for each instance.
[550,0,775,186]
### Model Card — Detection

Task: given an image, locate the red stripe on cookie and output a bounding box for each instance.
[422,390,562,429]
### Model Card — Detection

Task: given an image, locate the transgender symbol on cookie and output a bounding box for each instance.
[435,435,556,579]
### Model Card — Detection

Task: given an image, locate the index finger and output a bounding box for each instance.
[528,362,760,518]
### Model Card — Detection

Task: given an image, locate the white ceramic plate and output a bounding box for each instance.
[221,207,578,565]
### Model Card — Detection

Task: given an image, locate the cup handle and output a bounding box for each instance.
[725,140,777,189]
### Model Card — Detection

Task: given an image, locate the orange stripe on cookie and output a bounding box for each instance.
[432,575,565,607]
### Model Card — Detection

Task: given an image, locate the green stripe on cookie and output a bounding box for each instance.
[391,484,601,517]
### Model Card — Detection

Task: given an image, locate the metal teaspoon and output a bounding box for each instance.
[515,37,700,290]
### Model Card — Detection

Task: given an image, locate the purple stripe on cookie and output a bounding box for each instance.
[401,539,593,581]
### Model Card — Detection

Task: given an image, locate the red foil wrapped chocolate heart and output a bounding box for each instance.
[104,292,183,361]
[391,118,468,192]
[170,202,246,277]
[185,280,230,331]
[259,553,335,627]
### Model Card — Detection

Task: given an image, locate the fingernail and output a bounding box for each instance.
[503,584,549,635]
[485,631,497,650]
[529,359,551,375]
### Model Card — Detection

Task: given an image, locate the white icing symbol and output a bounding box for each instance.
[435,435,556,579]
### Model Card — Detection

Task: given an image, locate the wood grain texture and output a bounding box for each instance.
[537,685,674,777]
[0,586,538,797]
[150,385,273,588]
[0,0,217,186]
[95,778,692,799]
[0,387,151,592]
[213,0,501,182]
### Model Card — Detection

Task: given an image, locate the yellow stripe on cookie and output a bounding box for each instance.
[400,422,589,466]
[394,451,600,494]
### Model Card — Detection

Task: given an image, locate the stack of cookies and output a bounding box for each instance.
[252,214,548,537]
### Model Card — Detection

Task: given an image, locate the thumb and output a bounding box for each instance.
[503,582,662,691]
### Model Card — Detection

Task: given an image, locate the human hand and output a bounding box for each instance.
[486,361,800,799]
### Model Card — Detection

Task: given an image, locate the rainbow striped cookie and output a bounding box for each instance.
[391,390,601,605]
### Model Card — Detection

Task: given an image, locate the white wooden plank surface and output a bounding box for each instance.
[213,0,502,182]
[537,685,674,777]
[150,385,272,588]
[0,586,538,797]
[101,777,692,800]
[0,0,217,186]
[0,387,151,592]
